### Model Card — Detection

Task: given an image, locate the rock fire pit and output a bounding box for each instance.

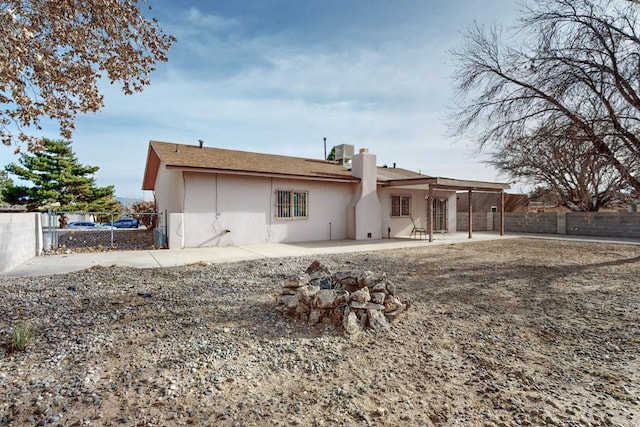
[275,261,409,335]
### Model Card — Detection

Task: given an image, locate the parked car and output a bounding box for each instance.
[104,217,141,228]
[67,221,105,229]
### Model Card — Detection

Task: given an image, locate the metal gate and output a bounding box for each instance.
[46,210,167,253]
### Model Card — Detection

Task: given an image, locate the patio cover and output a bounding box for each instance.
[379,176,511,242]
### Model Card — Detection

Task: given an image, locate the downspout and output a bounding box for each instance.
[268,178,273,241]
[500,190,505,236]
[468,189,473,239]
[428,187,433,242]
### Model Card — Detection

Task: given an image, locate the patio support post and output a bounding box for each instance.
[468,189,473,239]
[500,190,505,236]
[428,187,433,242]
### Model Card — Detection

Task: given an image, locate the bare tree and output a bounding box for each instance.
[1,0,176,152]
[489,113,628,210]
[450,0,640,199]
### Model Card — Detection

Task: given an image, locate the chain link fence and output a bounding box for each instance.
[45,210,167,253]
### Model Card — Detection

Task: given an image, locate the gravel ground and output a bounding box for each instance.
[0,238,639,426]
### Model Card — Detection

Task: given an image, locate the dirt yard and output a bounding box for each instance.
[0,238,639,426]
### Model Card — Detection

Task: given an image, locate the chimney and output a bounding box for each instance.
[198,139,204,148]
[347,148,382,240]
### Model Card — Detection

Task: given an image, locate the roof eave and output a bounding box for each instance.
[165,165,359,183]
[142,144,161,191]
[380,176,510,191]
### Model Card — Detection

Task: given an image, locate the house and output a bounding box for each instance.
[142,141,510,248]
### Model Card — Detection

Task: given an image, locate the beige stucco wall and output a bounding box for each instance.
[152,158,461,247]
[154,164,184,216]
[347,151,383,239]
[447,192,458,233]
[379,188,423,237]
[168,171,354,248]
[0,213,42,273]
[379,188,457,237]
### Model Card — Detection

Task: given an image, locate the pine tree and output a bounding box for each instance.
[3,139,121,212]
[0,170,13,205]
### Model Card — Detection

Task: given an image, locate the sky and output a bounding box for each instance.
[0,0,526,200]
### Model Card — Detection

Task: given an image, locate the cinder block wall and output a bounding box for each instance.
[456,212,494,231]
[457,212,640,238]
[567,212,640,238]
[503,213,559,234]
[0,213,42,274]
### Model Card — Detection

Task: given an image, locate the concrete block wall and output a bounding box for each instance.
[0,213,43,274]
[457,211,639,238]
[503,213,559,234]
[566,212,640,238]
[456,213,495,231]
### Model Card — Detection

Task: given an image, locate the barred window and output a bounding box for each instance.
[391,195,411,217]
[276,190,308,219]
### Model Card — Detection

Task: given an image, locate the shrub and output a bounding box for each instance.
[10,321,37,352]
[132,200,157,230]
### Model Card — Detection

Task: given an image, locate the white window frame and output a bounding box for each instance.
[391,194,411,217]
[276,190,308,219]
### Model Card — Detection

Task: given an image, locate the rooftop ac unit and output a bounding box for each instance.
[334,144,354,165]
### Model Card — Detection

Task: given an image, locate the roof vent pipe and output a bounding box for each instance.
[393,162,396,168]
[198,139,204,148]
[323,137,327,160]
[175,144,180,153]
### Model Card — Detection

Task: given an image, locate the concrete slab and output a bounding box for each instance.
[4,231,635,278]
[2,234,476,277]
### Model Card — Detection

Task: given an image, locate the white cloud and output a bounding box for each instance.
[183,7,240,32]
[0,0,523,198]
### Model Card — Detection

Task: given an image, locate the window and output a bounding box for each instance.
[391,195,411,217]
[276,190,308,219]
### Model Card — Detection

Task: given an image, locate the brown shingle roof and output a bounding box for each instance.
[143,141,357,190]
[377,166,430,181]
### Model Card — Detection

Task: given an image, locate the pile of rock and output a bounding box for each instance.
[275,261,409,335]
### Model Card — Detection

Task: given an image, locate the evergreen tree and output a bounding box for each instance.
[0,170,13,205]
[327,146,336,161]
[3,139,121,212]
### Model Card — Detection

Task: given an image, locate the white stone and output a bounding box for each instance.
[384,296,403,312]
[385,281,397,296]
[368,309,390,331]
[372,282,386,292]
[358,271,382,288]
[351,286,370,303]
[314,290,335,308]
[286,293,301,309]
[283,274,310,288]
[298,284,319,303]
[343,308,362,336]
[370,292,385,305]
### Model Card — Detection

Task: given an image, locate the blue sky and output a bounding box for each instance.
[1,0,524,199]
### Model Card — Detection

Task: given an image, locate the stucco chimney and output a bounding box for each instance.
[347,148,382,240]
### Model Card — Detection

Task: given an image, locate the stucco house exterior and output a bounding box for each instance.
[142,141,510,249]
